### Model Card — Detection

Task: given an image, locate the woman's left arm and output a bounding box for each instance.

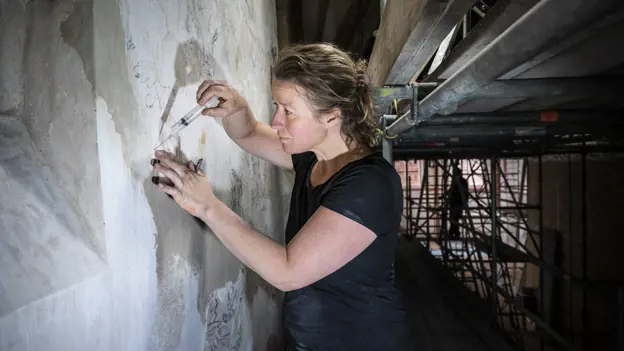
[153,150,376,291]
[202,201,375,291]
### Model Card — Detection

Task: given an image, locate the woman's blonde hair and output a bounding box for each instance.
[273,43,379,149]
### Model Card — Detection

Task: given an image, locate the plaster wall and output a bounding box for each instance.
[0,0,289,350]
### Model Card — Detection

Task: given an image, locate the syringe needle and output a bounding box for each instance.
[154,135,172,151]
[153,97,220,151]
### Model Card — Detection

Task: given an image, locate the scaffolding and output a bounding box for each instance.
[397,152,624,351]
[372,1,624,348]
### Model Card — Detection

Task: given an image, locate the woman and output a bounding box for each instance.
[152,43,413,350]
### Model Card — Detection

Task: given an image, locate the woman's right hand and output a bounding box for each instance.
[196,80,249,119]
[196,79,293,171]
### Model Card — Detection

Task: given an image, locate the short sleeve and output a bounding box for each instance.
[320,164,403,236]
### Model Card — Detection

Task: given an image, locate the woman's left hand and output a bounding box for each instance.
[152,150,216,217]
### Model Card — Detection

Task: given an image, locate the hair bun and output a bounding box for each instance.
[356,74,371,90]
[354,61,371,91]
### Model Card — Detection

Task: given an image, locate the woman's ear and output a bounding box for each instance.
[321,108,342,127]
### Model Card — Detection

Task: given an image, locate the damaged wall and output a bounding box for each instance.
[0,0,289,350]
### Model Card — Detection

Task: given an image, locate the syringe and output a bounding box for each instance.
[154,96,220,150]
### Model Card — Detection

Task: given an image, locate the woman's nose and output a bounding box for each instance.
[271,111,284,129]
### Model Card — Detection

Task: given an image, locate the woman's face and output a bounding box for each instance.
[270,79,331,154]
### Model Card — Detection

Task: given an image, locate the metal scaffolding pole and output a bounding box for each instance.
[619,286,624,351]
[539,155,544,351]
[382,138,393,163]
[581,151,588,350]
[568,153,575,344]
[491,157,498,326]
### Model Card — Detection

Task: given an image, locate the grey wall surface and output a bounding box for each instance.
[0,0,289,350]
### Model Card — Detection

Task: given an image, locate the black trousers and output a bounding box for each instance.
[448,208,463,239]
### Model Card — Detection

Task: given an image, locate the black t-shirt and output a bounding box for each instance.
[283,151,413,351]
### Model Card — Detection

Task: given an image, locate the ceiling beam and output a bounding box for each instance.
[406,109,624,128]
[314,0,331,43]
[335,0,374,53]
[322,0,356,43]
[373,76,624,116]
[346,0,380,56]
[386,0,624,137]
[426,0,540,81]
[367,0,473,86]
[275,0,291,49]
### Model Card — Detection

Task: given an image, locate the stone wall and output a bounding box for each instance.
[0,0,289,350]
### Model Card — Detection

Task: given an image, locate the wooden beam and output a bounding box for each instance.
[426,0,540,81]
[288,0,304,44]
[301,0,320,42]
[427,24,460,75]
[322,0,356,43]
[347,0,380,57]
[334,0,369,52]
[368,0,428,85]
[314,0,331,43]
[367,0,473,86]
[275,0,291,49]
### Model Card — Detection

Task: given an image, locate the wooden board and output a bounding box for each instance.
[368,0,473,85]
[368,0,430,85]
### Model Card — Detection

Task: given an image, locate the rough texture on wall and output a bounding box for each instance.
[0,0,288,350]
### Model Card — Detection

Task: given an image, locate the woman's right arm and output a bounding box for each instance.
[196,80,293,171]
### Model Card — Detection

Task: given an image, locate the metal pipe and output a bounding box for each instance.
[393,145,624,161]
[412,109,624,127]
[581,150,588,351]
[382,138,393,163]
[373,77,624,118]
[490,157,498,325]
[385,0,623,137]
[405,164,410,236]
[568,154,575,343]
[539,155,544,351]
[424,161,431,244]
[463,77,624,101]
[619,285,624,351]
[434,162,440,243]
[400,122,624,141]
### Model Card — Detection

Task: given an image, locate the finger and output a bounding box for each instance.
[196,80,226,102]
[151,176,174,187]
[187,160,206,176]
[195,158,203,173]
[187,161,196,172]
[201,106,230,118]
[198,84,232,106]
[155,150,188,176]
[158,182,183,200]
[196,81,210,101]
[153,163,183,188]
[154,149,175,159]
